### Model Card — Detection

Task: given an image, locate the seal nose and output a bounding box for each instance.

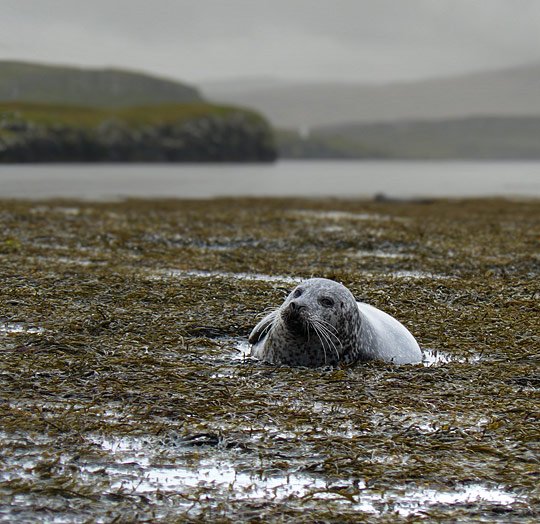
[289,300,306,312]
[283,300,308,332]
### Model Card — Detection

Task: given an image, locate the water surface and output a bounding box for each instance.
[1,160,539,199]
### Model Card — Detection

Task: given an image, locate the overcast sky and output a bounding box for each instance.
[3,0,540,85]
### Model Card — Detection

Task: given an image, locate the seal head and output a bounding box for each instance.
[249,277,422,367]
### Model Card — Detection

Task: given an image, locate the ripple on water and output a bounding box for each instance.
[231,338,251,358]
[422,348,481,366]
[422,348,454,366]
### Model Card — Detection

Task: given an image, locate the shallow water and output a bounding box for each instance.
[2,424,520,521]
[0,322,44,335]
[3,429,521,520]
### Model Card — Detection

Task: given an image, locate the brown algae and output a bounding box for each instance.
[0,197,539,522]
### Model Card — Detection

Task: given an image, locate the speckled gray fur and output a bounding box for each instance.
[249,278,422,367]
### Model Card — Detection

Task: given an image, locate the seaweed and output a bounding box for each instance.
[0,196,539,522]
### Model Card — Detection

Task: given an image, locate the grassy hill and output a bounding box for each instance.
[0,101,261,128]
[278,115,540,160]
[0,102,276,162]
[0,62,276,162]
[0,60,201,107]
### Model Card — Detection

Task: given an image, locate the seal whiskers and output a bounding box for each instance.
[311,316,343,360]
[310,318,340,363]
[308,318,331,365]
[313,317,343,350]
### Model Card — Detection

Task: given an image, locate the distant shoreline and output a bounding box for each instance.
[276,115,540,160]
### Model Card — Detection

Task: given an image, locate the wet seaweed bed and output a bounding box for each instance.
[0,196,539,523]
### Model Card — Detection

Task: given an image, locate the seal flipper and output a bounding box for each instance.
[249,310,278,344]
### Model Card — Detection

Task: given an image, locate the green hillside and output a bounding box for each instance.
[0,101,262,128]
[0,102,276,162]
[0,60,201,107]
[278,116,540,159]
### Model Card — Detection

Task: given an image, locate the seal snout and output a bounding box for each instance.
[289,300,306,312]
[282,300,309,332]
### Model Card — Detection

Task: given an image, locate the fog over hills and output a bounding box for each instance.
[202,62,540,129]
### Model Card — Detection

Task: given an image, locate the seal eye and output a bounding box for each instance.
[319,297,334,308]
[293,288,303,298]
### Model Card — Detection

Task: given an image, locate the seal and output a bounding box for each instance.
[249,278,422,367]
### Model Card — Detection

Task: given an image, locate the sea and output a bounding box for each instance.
[1,160,539,200]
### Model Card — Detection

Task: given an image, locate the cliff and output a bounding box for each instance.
[0,102,276,163]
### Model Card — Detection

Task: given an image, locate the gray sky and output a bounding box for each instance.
[3,0,540,85]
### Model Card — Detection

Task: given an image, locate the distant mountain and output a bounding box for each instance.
[202,62,540,129]
[278,115,540,160]
[0,60,202,107]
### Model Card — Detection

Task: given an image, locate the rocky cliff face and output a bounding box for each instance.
[0,108,277,163]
